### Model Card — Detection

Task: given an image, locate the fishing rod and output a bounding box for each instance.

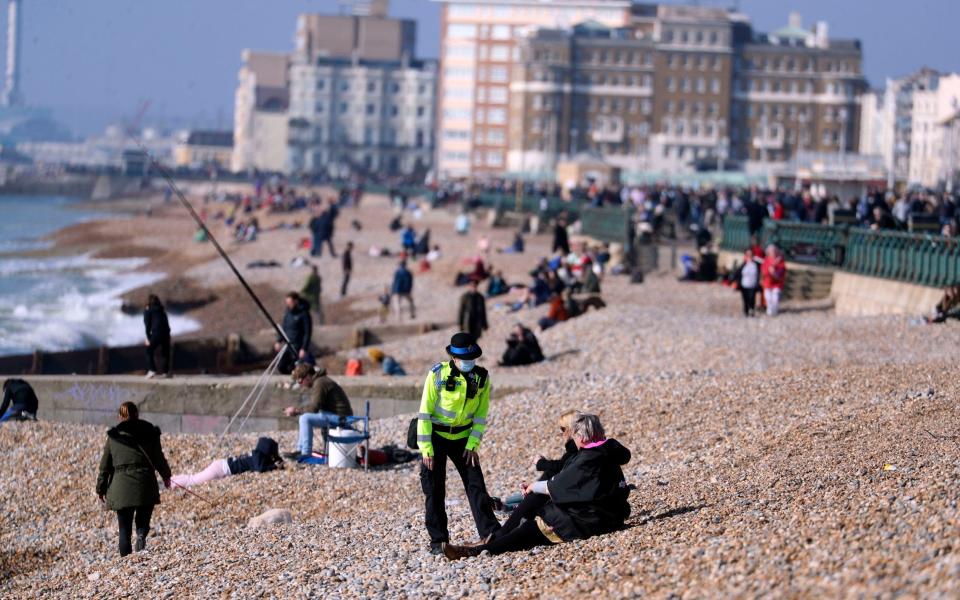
[130,138,297,361]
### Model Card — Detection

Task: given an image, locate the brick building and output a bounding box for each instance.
[502,5,866,178]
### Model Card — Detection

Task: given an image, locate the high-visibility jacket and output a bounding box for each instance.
[417,361,491,458]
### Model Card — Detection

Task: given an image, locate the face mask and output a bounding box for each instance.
[457,359,476,373]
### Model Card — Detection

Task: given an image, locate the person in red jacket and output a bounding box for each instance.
[760,244,786,316]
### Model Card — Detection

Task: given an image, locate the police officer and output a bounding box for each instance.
[417,332,500,554]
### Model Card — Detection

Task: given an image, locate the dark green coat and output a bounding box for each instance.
[96,419,172,511]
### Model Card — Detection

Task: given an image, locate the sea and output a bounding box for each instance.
[0,195,199,357]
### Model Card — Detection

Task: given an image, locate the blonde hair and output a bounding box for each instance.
[558,409,578,432]
[118,401,139,421]
[572,413,605,443]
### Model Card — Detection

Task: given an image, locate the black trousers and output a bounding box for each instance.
[146,338,170,374]
[490,491,549,541]
[116,504,154,556]
[484,517,550,555]
[340,271,351,297]
[420,434,500,544]
[740,286,757,316]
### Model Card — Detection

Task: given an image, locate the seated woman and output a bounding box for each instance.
[486,271,509,298]
[170,437,283,488]
[499,324,544,367]
[443,412,631,559]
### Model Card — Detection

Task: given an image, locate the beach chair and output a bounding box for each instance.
[325,401,371,470]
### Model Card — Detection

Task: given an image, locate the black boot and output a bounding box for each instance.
[135,530,148,552]
[429,542,444,555]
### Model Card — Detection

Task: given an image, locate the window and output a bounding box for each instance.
[366,103,375,115]
[709,31,718,45]
[448,24,476,39]
[315,102,325,113]
[696,77,705,93]
[486,129,505,143]
[340,81,349,92]
[339,102,348,114]
[390,82,400,94]
[681,78,690,92]
[443,108,471,119]
[390,105,398,116]
[417,106,425,117]
[486,151,503,166]
[317,80,326,91]
[642,74,652,88]
[491,25,511,40]
[487,108,506,124]
[446,45,475,59]
[629,99,638,113]
[639,122,649,135]
[489,67,508,83]
[711,78,720,94]
[666,77,675,92]
[490,45,510,61]
[642,99,652,115]
[444,129,470,140]
[367,82,376,93]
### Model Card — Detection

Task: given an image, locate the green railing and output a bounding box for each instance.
[721,217,960,287]
[765,220,848,267]
[843,229,960,288]
[719,215,752,252]
[477,192,584,220]
[580,207,633,244]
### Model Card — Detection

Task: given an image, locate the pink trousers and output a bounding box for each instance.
[170,459,230,488]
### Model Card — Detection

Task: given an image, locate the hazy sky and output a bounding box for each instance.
[13,0,960,135]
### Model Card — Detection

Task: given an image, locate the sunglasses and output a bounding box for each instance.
[560,426,568,434]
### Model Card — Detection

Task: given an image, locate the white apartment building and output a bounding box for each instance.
[232,51,290,173]
[433,0,632,178]
[859,69,960,189]
[286,14,437,177]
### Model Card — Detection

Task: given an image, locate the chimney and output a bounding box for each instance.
[814,21,829,49]
[369,0,389,18]
[3,0,22,107]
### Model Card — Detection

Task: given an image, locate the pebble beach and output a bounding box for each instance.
[3,257,960,596]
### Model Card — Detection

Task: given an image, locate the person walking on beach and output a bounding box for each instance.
[300,265,324,326]
[341,241,354,297]
[552,216,570,256]
[416,332,500,554]
[458,280,488,340]
[738,248,760,317]
[391,260,416,321]
[96,401,171,557]
[275,292,312,374]
[761,245,787,317]
[143,295,171,379]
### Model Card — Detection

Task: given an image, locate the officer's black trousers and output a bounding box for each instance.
[420,433,500,544]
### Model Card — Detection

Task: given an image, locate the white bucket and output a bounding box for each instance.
[327,427,359,469]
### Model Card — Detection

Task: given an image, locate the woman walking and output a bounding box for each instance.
[96,401,171,556]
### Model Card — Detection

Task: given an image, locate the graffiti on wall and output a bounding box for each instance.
[52,383,140,412]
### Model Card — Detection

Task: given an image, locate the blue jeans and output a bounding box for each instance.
[1,408,17,422]
[298,412,344,454]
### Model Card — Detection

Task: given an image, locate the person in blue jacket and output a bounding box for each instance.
[391,260,416,320]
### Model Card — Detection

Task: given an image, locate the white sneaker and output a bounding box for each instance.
[145,371,157,379]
